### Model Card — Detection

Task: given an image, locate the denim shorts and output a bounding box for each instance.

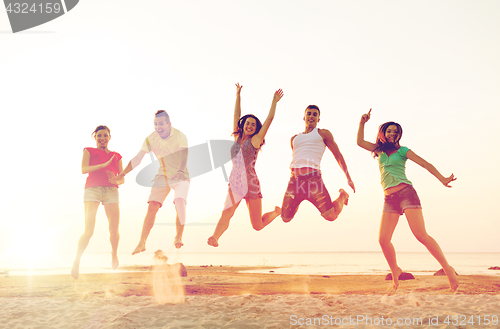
[383,185,421,215]
[84,186,119,204]
[281,171,334,221]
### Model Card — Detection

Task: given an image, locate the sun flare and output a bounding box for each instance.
[2,220,59,269]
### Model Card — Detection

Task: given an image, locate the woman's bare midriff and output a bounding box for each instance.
[291,167,317,176]
[384,183,410,196]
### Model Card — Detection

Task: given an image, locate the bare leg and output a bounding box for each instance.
[104,203,120,270]
[405,208,459,292]
[208,199,241,247]
[379,212,403,291]
[132,201,161,255]
[72,202,99,279]
[246,198,281,231]
[323,189,349,222]
[174,198,186,248]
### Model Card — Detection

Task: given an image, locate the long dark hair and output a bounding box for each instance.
[373,121,402,157]
[233,114,265,148]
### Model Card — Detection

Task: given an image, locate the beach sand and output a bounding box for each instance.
[1,266,499,328]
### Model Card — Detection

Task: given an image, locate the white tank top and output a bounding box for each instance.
[290,128,325,170]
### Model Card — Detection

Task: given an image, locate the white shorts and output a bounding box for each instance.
[148,175,190,207]
[84,186,119,204]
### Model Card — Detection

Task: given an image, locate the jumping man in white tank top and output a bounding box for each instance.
[281,105,355,222]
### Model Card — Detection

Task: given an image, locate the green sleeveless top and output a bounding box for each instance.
[378,146,413,190]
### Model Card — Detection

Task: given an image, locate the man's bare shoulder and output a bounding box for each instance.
[317,128,334,140]
[317,128,331,135]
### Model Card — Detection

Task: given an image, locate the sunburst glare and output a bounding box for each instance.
[2,219,60,270]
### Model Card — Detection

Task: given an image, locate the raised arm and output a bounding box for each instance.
[233,83,243,134]
[81,149,115,174]
[357,108,377,152]
[320,129,355,192]
[406,150,456,187]
[251,89,284,148]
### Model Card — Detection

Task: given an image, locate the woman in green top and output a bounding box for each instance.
[357,109,458,292]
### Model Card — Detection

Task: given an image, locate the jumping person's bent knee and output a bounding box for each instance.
[82,229,95,240]
[173,198,186,206]
[414,232,433,245]
[323,213,338,222]
[321,207,338,222]
[379,237,391,248]
[147,201,161,212]
[251,222,264,231]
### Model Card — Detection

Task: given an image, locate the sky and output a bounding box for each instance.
[1,1,499,269]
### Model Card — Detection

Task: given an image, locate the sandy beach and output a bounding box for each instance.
[1,266,499,328]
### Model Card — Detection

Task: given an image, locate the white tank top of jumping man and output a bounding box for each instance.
[290,128,325,170]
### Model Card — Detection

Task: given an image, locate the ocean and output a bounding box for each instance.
[1,251,499,277]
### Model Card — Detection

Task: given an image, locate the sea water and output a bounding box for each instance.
[1,251,499,277]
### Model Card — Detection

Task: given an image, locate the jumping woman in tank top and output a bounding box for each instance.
[357,109,459,292]
[208,83,283,247]
[72,125,124,280]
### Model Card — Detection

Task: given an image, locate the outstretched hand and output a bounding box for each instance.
[273,89,284,103]
[171,171,185,181]
[360,108,372,124]
[441,174,457,188]
[107,170,119,185]
[102,155,115,169]
[348,178,356,193]
[235,83,243,95]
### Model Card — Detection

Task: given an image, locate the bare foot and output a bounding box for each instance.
[391,267,403,291]
[266,206,282,224]
[132,241,146,255]
[174,237,184,249]
[273,206,282,217]
[111,253,119,270]
[445,266,459,292]
[339,189,349,205]
[71,260,79,280]
[207,236,219,247]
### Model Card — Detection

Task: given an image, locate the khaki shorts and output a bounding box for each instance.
[148,175,190,207]
[84,186,119,204]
